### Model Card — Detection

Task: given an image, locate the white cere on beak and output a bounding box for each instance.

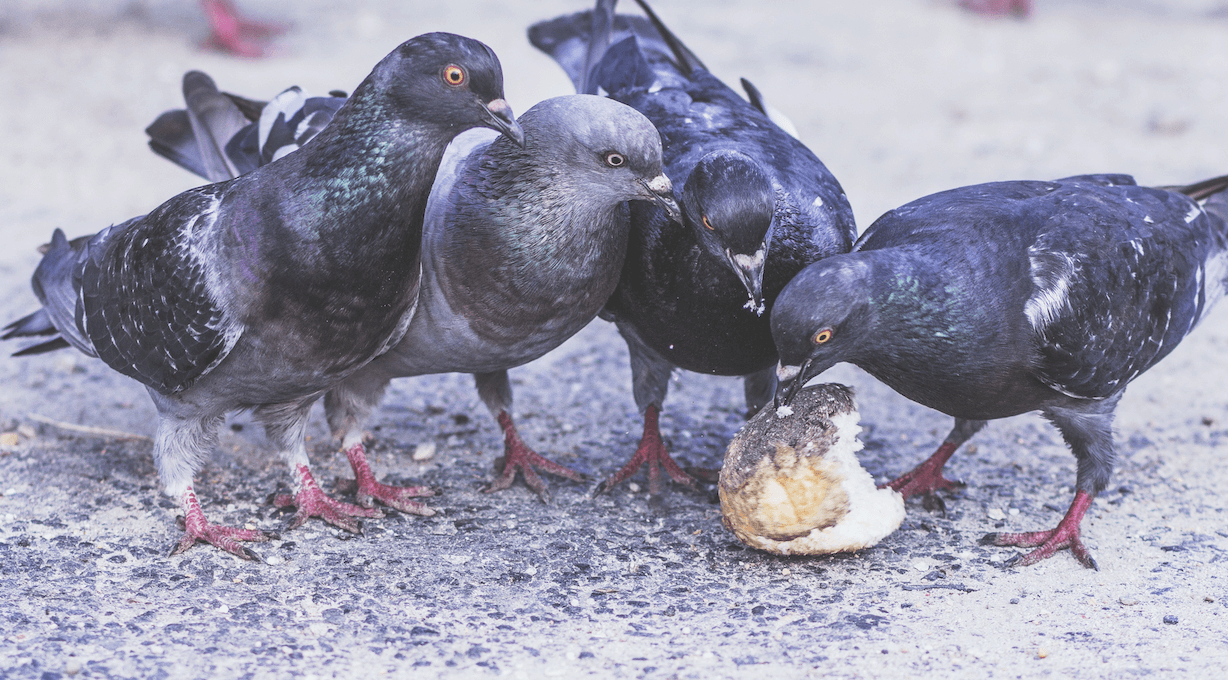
[647,174,673,195]
[776,363,801,382]
[732,248,766,272]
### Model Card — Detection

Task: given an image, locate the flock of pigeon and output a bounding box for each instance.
[6,0,1228,571]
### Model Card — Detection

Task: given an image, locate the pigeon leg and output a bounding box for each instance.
[273,464,383,533]
[883,418,985,498]
[483,411,588,501]
[171,486,273,560]
[200,0,286,58]
[957,0,1033,18]
[596,405,699,496]
[983,490,1098,569]
[337,443,436,516]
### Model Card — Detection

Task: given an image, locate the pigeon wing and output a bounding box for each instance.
[1028,181,1220,399]
[77,185,243,394]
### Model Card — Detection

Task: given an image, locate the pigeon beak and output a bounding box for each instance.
[773,359,812,408]
[727,247,767,316]
[483,98,525,148]
[640,174,682,223]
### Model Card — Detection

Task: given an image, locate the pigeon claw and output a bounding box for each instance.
[274,465,383,533]
[596,405,699,498]
[481,411,588,502]
[170,515,272,560]
[880,441,965,500]
[983,490,1098,570]
[339,443,436,516]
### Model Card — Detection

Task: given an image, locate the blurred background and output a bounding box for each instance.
[2,0,1227,268]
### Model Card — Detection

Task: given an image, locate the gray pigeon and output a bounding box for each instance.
[3,33,525,559]
[144,82,678,504]
[772,174,1228,568]
[326,95,679,503]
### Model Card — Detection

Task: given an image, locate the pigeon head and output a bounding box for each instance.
[770,257,874,406]
[681,150,776,315]
[371,32,524,146]
[515,95,678,218]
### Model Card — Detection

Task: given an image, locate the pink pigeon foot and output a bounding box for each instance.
[881,440,965,498]
[983,490,1098,569]
[483,411,588,502]
[333,443,436,516]
[171,486,274,560]
[596,405,698,497]
[200,0,287,58]
[273,464,382,533]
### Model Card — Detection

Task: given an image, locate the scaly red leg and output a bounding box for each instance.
[596,405,698,497]
[200,0,286,58]
[983,490,1098,569]
[333,443,435,516]
[483,411,588,502]
[273,464,382,533]
[171,486,274,560]
[881,441,963,498]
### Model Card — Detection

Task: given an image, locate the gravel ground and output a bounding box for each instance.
[1,1,1226,678]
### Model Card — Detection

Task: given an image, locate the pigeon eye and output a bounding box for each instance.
[604,152,626,167]
[701,215,715,231]
[814,329,833,344]
[442,65,466,86]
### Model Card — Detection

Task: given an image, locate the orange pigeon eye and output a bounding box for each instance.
[814,329,833,344]
[442,65,466,86]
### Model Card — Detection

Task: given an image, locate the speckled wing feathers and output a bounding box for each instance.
[1024,177,1226,399]
[77,186,241,395]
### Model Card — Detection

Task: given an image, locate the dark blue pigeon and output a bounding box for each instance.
[3,33,525,559]
[142,73,680,505]
[529,0,856,499]
[772,173,1228,569]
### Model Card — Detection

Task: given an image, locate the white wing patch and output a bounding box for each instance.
[1185,204,1202,223]
[1024,246,1078,334]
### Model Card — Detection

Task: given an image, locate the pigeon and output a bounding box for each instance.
[529,0,856,498]
[144,73,680,504]
[2,33,525,559]
[772,173,1228,569]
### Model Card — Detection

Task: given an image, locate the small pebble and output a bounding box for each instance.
[1163,614,1178,625]
[775,405,794,418]
[65,659,81,676]
[1119,596,1139,606]
[1037,648,1049,659]
[987,508,1006,521]
[0,433,19,448]
[1010,598,1020,605]
[1205,595,1216,603]
[781,568,791,576]
[1008,508,1020,516]
[266,555,284,566]
[628,483,640,493]
[911,560,928,572]
[412,442,436,462]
